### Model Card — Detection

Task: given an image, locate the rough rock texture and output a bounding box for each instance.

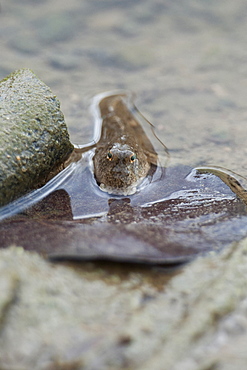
[0,69,73,206]
[1,240,247,369]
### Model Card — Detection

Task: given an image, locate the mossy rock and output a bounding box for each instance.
[0,69,74,206]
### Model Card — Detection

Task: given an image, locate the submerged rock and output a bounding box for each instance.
[0,69,73,206]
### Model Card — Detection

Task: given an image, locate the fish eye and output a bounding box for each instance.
[107,151,113,160]
[130,153,137,162]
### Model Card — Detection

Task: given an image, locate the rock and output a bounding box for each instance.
[1,238,247,369]
[0,69,74,206]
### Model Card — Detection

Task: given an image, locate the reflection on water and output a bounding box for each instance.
[1,92,247,264]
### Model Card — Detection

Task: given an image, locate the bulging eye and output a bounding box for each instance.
[130,153,137,162]
[107,151,113,160]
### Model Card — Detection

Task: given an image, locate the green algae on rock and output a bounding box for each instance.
[0,69,73,206]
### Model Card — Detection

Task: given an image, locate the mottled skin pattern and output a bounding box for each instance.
[93,95,157,195]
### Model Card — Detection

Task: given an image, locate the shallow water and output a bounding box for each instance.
[1,1,247,263]
[1,164,247,263]
[1,92,247,264]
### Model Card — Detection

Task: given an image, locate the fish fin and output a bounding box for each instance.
[195,165,247,205]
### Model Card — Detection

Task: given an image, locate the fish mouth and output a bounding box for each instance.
[99,182,138,196]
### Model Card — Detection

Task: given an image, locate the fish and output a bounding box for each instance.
[92,94,156,195]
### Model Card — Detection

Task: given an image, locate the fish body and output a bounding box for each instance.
[93,94,157,195]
